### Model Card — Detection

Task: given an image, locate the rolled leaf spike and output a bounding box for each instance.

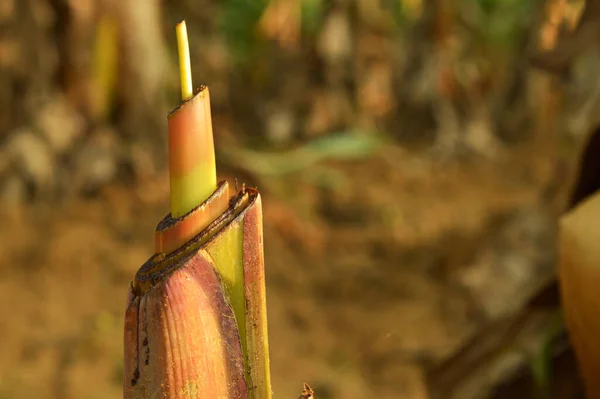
[176,21,193,101]
[169,21,217,220]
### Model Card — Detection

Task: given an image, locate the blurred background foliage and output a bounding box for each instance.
[0,0,597,398]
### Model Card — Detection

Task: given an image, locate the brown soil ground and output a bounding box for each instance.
[0,139,565,399]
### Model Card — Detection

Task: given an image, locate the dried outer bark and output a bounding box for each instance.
[558,191,600,398]
[125,187,272,398]
[298,383,314,399]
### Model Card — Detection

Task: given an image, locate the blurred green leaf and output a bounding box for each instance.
[91,14,119,121]
[219,130,385,176]
[529,311,565,395]
[301,0,325,36]
[220,0,270,62]
[389,0,411,28]
[306,131,383,159]
[300,164,349,191]
[471,0,534,45]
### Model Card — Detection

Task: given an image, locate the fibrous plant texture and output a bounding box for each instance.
[123,20,271,399]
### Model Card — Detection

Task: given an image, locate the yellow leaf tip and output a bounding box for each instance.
[176,20,193,101]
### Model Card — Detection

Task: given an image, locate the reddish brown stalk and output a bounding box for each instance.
[127,188,272,398]
[123,251,247,398]
[124,20,272,399]
[156,181,230,254]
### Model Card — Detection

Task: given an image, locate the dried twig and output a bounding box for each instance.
[298,383,314,399]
